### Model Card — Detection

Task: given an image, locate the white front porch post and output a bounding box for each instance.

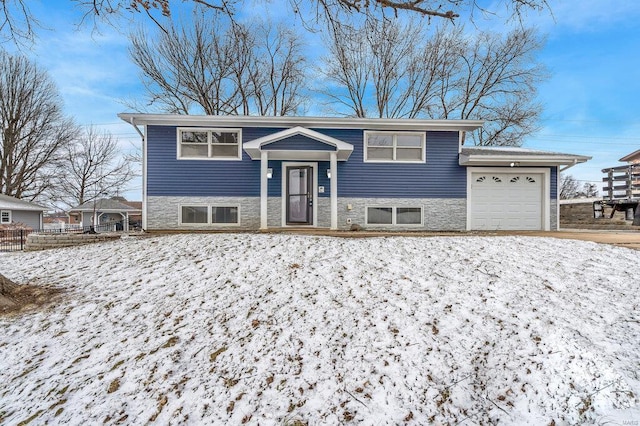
[330,151,338,230]
[260,151,268,230]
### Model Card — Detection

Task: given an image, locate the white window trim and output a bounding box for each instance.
[363,131,426,163]
[176,127,243,161]
[365,205,423,226]
[178,204,241,226]
[0,210,11,224]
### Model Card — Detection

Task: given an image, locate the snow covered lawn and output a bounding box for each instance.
[1,233,639,425]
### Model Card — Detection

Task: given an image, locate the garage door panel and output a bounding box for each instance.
[470,172,544,231]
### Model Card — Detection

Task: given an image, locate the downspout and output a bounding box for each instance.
[128,117,147,231]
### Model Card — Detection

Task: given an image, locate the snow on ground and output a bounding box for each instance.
[0,233,639,425]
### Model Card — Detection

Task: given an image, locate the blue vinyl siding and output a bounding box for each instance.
[551,166,557,199]
[147,126,260,196]
[147,125,464,198]
[333,130,465,198]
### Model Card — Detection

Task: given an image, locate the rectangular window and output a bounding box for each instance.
[366,206,423,226]
[179,205,240,225]
[396,207,422,225]
[178,128,242,160]
[364,131,425,163]
[0,210,10,224]
[212,206,239,224]
[367,207,393,224]
[181,206,208,224]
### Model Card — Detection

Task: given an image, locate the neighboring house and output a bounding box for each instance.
[619,149,640,165]
[68,198,142,231]
[119,114,590,231]
[0,194,47,229]
[600,148,640,221]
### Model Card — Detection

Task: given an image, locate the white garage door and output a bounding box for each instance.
[470,172,544,230]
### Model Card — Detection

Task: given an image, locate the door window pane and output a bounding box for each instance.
[288,195,308,222]
[288,168,308,194]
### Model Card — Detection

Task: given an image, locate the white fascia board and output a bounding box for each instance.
[459,154,591,166]
[0,205,47,211]
[249,150,351,161]
[118,113,484,132]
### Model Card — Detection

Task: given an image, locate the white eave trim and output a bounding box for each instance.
[118,113,484,132]
[459,154,591,167]
[243,126,354,161]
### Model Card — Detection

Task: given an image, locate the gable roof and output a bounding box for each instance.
[459,146,591,168]
[619,149,640,163]
[69,198,142,213]
[243,126,354,161]
[0,194,47,211]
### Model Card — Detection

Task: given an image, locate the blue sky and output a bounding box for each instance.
[6,0,640,200]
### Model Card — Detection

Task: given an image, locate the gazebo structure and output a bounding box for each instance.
[68,198,141,231]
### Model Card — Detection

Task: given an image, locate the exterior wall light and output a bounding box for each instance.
[327,169,331,179]
[267,168,273,179]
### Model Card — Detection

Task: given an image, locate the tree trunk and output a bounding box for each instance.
[0,273,18,309]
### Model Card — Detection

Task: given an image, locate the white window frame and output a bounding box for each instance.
[363,131,426,163]
[178,204,241,226]
[0,210,11,224]
[177,127,243,161]
[365,206,423,226]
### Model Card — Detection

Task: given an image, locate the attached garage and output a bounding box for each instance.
[468,168,548,230]
[460,147,591,231]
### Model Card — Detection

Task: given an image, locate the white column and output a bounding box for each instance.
[260,151,268,230]
[330,151,338,230]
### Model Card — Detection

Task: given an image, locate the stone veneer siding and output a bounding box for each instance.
[148,196,558,231]
[147,196,467,231]
[550,199,558,230]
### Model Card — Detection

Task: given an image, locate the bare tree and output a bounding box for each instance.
[0,50,77,201]
[0,0,551,46]
[438,28,546,146]
[51,126,134,208]
[321,20,546,145]
[559,174,580,200]
[129,15,307,116]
